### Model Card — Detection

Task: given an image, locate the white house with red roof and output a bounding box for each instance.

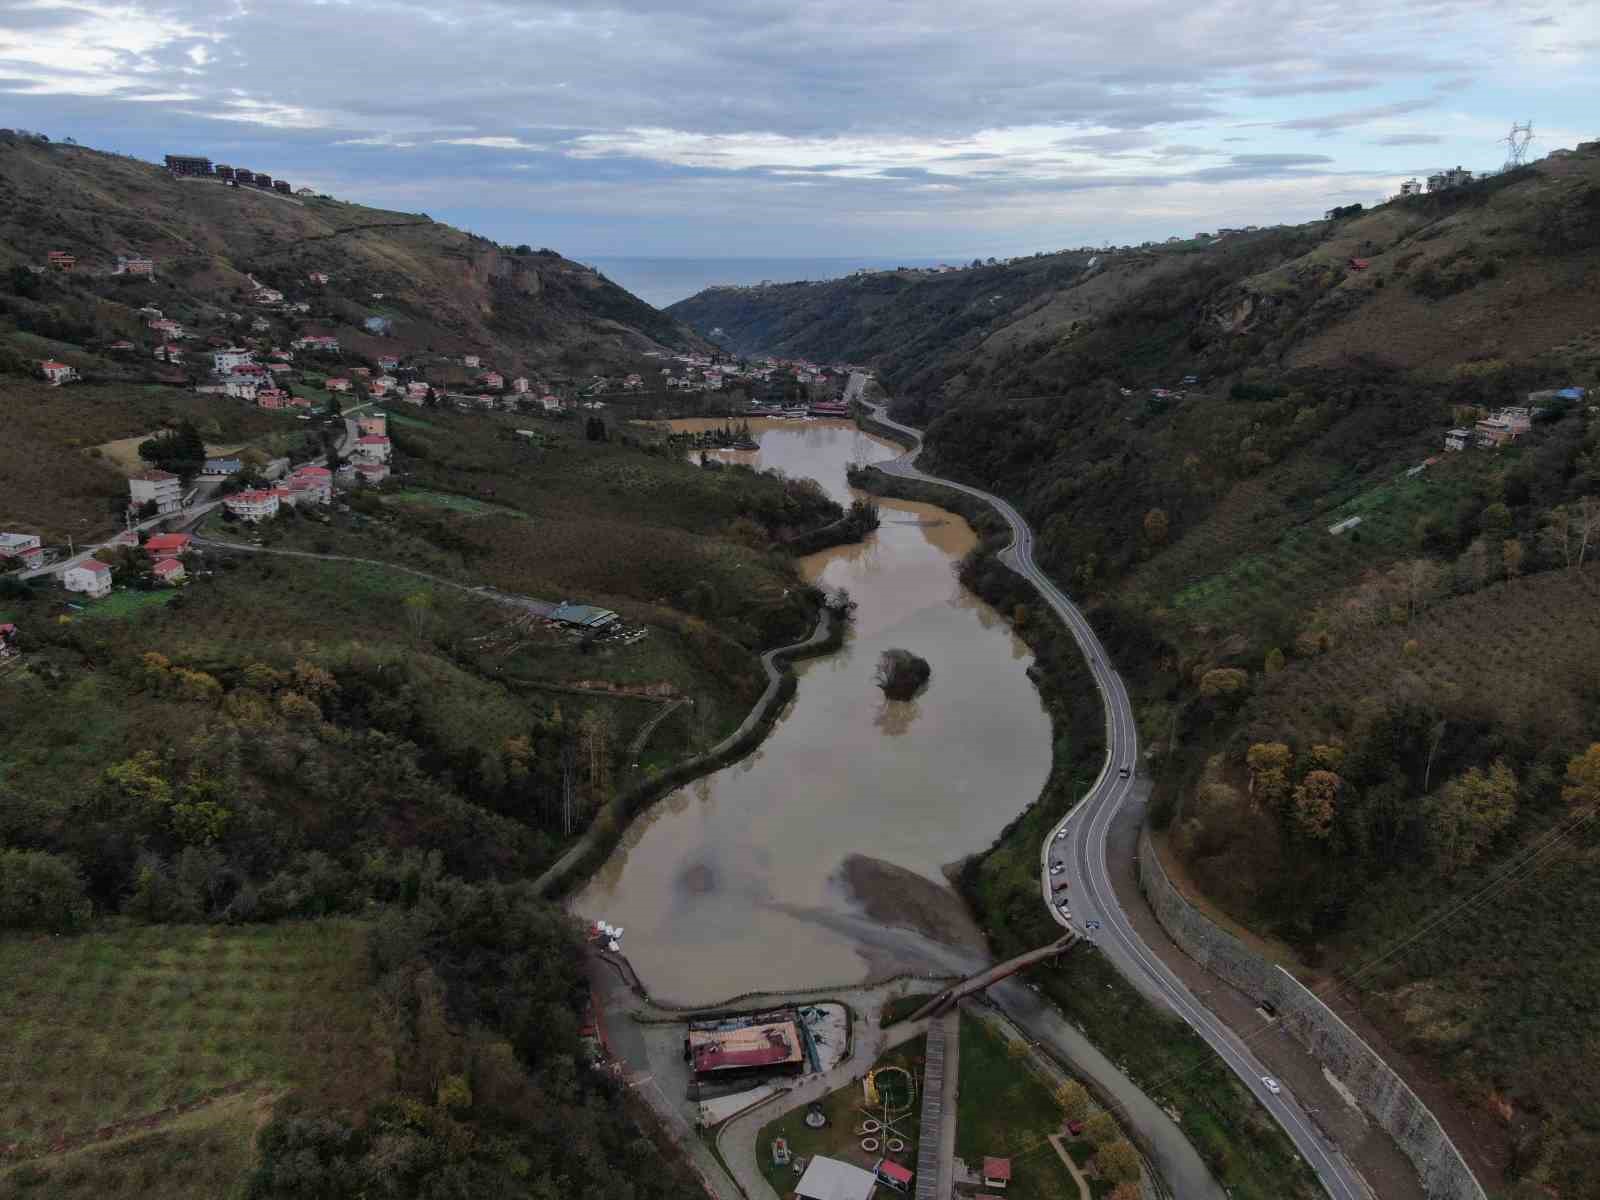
[325,377,352,393]
[257,390,290,410]
[155,343,185,364]
[38,360,78,385]
[512,376,531,394]
[151,557,185,584]
[0,532,44,570]
[63,559,112,598]
[308,272,330,285]
[354,434,391,462]
[224,488,281,522]
[478,371,504,390]
[285,465,333,505]
[353,460,389,484]
[291,334,340,353]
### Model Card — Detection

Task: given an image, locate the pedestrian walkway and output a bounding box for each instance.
[915,1011,953,1200]
[1045,1134,1092,1200]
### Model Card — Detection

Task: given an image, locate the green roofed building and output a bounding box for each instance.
[550,601,619,630]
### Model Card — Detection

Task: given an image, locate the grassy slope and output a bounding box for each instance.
[954,1014,1083,1200]
[0,922,381,1191]
[0,136,705,381]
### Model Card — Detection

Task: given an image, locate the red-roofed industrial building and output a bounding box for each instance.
[686,1015,805,1078]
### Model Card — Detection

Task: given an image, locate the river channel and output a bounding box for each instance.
[575,419,1051,1005]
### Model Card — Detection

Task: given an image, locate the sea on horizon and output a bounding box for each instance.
[583,255,952,309]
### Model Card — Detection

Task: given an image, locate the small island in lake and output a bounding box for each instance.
[875,648,931,700]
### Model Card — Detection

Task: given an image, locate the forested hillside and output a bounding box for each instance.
[688,146,1600,1196]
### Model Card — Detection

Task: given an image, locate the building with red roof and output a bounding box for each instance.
[63,558,112,598]
[143,532,192,555]
[152,557,185,583]
[354,434,391,462]
[982,1158,1012,1189]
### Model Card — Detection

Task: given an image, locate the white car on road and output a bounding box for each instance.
[1261,1076,1281,1095]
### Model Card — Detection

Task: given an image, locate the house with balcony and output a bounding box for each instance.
[214,347,255,372]
[325,377,351,393]
[353,460,390,484]
[1444,428,1473,452]
[224,488,281,522]
[46,250,75,271]
[129,470,182,514]
[63,559,112,598]
[144,533,193,556]
[115,256,156,276]
[0,532,44,571]
[354,435,391,462]
[1475,407,1532,448]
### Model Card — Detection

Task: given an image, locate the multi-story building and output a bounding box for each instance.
[63,559,112,598]
[224,488,281,522]
[0,532,44,570]
[128,470,182,514]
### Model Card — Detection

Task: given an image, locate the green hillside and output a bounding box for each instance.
[681,147,1600,1195]
[0,132,706,388]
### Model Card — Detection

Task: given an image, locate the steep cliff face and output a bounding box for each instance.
[0,134,707,376]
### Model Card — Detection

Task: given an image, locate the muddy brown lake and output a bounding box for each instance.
[574,419,1051,1004]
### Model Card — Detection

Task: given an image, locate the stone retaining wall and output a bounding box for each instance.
[1137,828,1486,1200]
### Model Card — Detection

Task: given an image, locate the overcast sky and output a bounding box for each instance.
[2,0,1596,258]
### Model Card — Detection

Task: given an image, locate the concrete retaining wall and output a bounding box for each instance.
[1137,828,1486,1200]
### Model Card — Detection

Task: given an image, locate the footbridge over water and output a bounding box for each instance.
[907,933,1078,1021]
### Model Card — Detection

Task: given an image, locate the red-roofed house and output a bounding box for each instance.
[357,414,387,437]
[47,250,76,271]
[143,532,192,556]
[982,1158,1011,1190]
[286,465,333,505]
[874,1159,913,1192]
[152,557,185,583]
[224,488,280,522]
[63,558,112,598]
[478,371,503,390]
[257,390,289,410]
[325,377,351,393]
[39,360,78,386]
[354,435,391,462]
[353,460,389,484]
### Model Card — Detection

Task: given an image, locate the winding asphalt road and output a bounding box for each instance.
[859,385,1366,1200]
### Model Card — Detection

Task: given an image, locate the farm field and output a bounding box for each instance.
[0,921,384,1192]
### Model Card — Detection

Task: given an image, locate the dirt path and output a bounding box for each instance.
[1045,1134,1092,1200]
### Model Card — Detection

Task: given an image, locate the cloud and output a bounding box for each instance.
[1272,98,1439,133]
[437,136,549,152]
[0,0,1591,256]
[1372,133,1444,146]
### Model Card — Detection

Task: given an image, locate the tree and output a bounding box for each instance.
[327,391,343,418]
[1198,668,1249,708]
[1246,742,1292,807]
[1084,1111,1119,1144]
[1562,744,1600,813]
[1095,1139,1141,1183]
[1501,536,1524,580]
[404,590,434,641]
[875,648,932,700]
[1054,1081,1089,1122]
[0,849,92,932]
[1143,507,1169,544]
[1292,770,1342,839]
[1263,647,1285,674]
[1429,760,1518,872]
